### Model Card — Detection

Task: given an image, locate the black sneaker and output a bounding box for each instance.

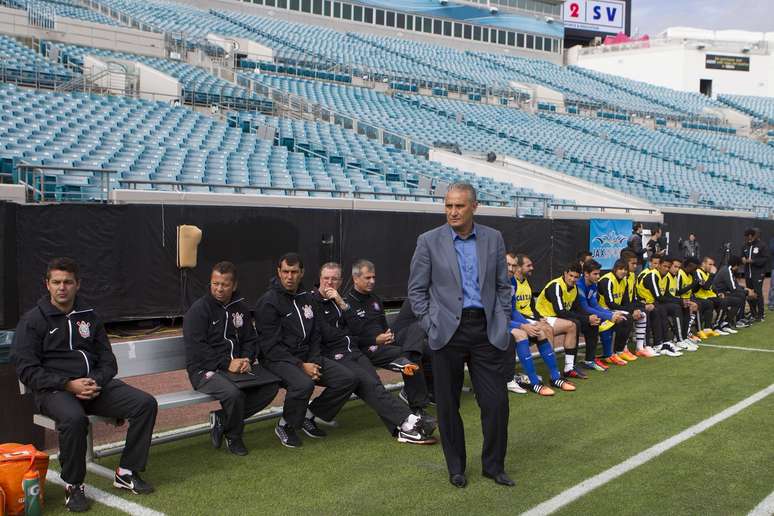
[275,422,302,448]
[301,417,327,439]
[225,437,248,456]
[65,483,90,512]
[414,409,437,434]
[113,470,154,494]
[209,410,224,449]
[397,427,437,445]
[386,357,419,376]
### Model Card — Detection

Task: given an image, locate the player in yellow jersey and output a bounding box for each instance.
[620,251,657,358]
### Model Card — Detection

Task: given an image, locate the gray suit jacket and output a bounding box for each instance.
[408,223,511,351]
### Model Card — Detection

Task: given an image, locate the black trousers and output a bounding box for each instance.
[695,299,715,331]
[37,379,157,485]
[655,302,683,342]
[432,312,509,477]
[395,320,434,399]
[611,317,634,353]
[335,352,411,433]
[263,357,357,429]
[195,371,280,440]
[747,275,765,319]
[721,292,745,325]
[364,343,430,411]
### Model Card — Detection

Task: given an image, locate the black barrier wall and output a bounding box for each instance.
[2,202,589,325]
[1,201,770,327]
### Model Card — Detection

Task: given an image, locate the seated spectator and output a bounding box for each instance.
[183,261,280,457]
[312,262,436,444]
[11,258,158,512]
[256,253,358,448]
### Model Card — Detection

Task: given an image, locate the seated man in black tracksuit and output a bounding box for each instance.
[713,255,751,328]
[312,262,436,444]
[11,258,157,513]
[345,259,432,412]
[183,261,280,456]
[256,253,358,449]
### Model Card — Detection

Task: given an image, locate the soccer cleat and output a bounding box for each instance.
[275,422,302,448]
[564,366,588,380]
[550,378,576,392]
[507,379,527,394]
[397,428,437,445]
[209,410,224,449]
[594,357,611,370]
[387,357,419,376]
[580,360,606,372]
[659,344,683,357]
[604,354,627,366]
[301,417,327,439]
[65,484,90,512]
[618,350,638,361]
[636,347,657,358]
[114,470,154,494]
[531,384,555,396]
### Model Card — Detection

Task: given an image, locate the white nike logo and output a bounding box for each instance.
[49,328,58,335]
[212,321,219,325]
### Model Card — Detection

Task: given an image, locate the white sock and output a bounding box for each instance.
[564,354,575,372]
[400,414,420,432]
[117,467,132,476]
[305,409,314,420]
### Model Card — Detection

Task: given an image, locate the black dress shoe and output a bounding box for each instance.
[449,473,467,488]
[483,471,515,487]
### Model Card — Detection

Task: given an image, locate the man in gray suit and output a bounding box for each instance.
[408,183,513,488]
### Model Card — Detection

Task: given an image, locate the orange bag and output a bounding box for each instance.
[0,444,49,516]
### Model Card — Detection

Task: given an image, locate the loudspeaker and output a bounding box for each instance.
[177,225,202,268]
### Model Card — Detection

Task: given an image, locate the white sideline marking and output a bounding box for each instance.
[748,489,774,516]
[46,470,165,516]
[700,343,774,353]
[521,384,774,516]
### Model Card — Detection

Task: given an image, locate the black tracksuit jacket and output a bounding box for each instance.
[183,292,257,386]
[345,289,388,350]
[743,238,769,280]
[255,278,323,366]
[11,296,117,392]
[309,289,360,356]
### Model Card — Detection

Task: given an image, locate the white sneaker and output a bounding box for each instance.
[645,345,661,357]
[714,329,729,336]
[507,379,527,394]
[683,342,699,352]
[723,327,738,334]
[673,340,688,350]
[660,344,683,357]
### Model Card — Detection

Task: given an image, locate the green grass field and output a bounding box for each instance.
[42,317,774,516]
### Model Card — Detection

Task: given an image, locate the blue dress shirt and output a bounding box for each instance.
[451,225,483,309]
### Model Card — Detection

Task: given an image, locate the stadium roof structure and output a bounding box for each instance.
[657,27,774,45]
[354,0,565,37]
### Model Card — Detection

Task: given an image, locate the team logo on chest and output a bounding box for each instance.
[232,312,244,328]
[76,320,91,339]
[373,302,380,311]
[302,305,314,319]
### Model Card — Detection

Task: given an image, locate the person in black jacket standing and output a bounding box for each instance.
[742,228,769,321]
[11,258,157,513]
[312,262,436,444]
[345,259,432,413]
[183,261,280,456]
[256,253,357,449]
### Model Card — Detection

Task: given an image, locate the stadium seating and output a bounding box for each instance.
[0,83,570,212]
[46,43,273,111]
[718,94,774,125]
[0,34,74,87]
[249,74,774,210]
[1,0,122,26]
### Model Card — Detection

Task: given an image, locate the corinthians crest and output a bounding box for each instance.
[76,320,91,338]
[232,312,244,328]
[302,304,314,319]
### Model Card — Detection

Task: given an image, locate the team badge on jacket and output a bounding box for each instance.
[232,312,244,328]
[373,302,380,311]
[76,320,91,338]
[302,305,314,319]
